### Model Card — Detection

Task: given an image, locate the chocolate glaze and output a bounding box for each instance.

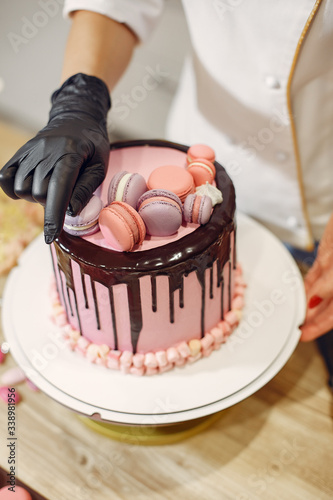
[53,139,236,353]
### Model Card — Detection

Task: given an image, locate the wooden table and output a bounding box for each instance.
[0,122,332,500]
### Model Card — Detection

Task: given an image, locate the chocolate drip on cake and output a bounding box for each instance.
[228,260,232,310]
[127,281,143,353]
[151,275,157,312]
[108,287,118,350]
[80,271,89,308]
[53,140,235,353]
[209,267,214,299]
[221,275,225,320]
[91,279,101,330]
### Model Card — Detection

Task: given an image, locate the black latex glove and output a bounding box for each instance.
[0,73,111,243]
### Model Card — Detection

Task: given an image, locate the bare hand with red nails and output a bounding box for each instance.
[300,214,333,341]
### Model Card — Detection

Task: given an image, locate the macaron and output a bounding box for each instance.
[137,189,183,236]
[183,194,213,225]
[108,171,147,208]
[0,486,32,499]
[99,201,146,251]
[64,195,103,237]
[187,144,215,164]
[186,158,216,187]
[147,165,195,203]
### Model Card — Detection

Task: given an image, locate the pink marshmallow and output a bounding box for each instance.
[187,352,202,363]
[218,321,231,336]
[107,350,121,360]
[224,310,239,327]
[120,364,130,374]
[159,363,173,373]
[86,344,99,362]
[145,366,159,376]
[144,352,158,368]
[202,346,214,357]
[1,367,26,386]
[155,351,168,367]
[97,344,110,359]
[120,351,133,367]
[130,366,146,376]
[0,386,21,404]
[174,357,186,367]
[232,296,244,310]
[201,332,214,350]
[234,285,246,296]
[55,313,68,327]
[166,347,180,363]
[177,341,191,359]
[75,337,90,354]
[106,357,120,370]
[132,353,145,368]
[95,357,106,367]
[210,326,224,344]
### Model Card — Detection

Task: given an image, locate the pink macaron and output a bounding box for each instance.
[63,195,103,237]
[186,143,215,165]
[186,158,216,187]
[137,189,183,236]
[183,194,213,225]
[99,201,146,251]
[108,171,147,208]
[147,165,195,203]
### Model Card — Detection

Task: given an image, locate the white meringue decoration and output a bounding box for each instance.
[195,182,223,206]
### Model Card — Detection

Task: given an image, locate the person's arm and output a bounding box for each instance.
[0,11,137,243]
[61,10,138,89]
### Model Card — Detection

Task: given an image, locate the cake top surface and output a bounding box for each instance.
[84,143,198,252]
[57,140,235,272]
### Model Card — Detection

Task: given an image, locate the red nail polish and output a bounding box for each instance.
[308,295,323,308]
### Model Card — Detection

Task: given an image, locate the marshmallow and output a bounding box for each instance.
[189,339,201,357]
[144,352,158,368]
[177,341,191,359]
[132,353,145,368]
[120,364,130,374]
[202,346,214,357]
[218,321,231,336]
[86,344,99,362]
[224,310,239,327]
[1,367,26,386]
[0,386,21,404]
[232,296,244,310]
[97,344,110,359]
[210,327,224,344]
[201,333,214,351]
[166,347,180,363]
[120,351,133,367]
[130,366,146,376]
[159,363,173,373]
[145,366,159,376]
[156,351,168,367]
[187,352,202,363]
[106,356,120,370]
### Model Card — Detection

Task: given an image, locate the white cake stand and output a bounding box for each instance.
[2,213,306,432]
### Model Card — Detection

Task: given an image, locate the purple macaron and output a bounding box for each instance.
[183,194,213,225]
[63,195,103,236]
[108,171,147,208]
[137,189,183,236]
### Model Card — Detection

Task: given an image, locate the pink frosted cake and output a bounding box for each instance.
[50,140,245,375]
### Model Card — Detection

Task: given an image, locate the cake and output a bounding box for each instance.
[50,140,245,375]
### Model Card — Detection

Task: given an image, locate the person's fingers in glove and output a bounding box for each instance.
[300,213,333,341]
[0,73,111,243]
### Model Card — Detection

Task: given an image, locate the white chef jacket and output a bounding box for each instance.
[64,0,333,250]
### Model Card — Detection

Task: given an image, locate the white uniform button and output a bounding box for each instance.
[286,216,298,229]
[276,150,288,162]
[265,75,281,89]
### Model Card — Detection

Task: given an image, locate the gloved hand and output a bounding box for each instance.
[0,73,111,243]
[300,213,333,341]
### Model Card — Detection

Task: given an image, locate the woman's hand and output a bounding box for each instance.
[300,214,333,341]
[0,73,111,243]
